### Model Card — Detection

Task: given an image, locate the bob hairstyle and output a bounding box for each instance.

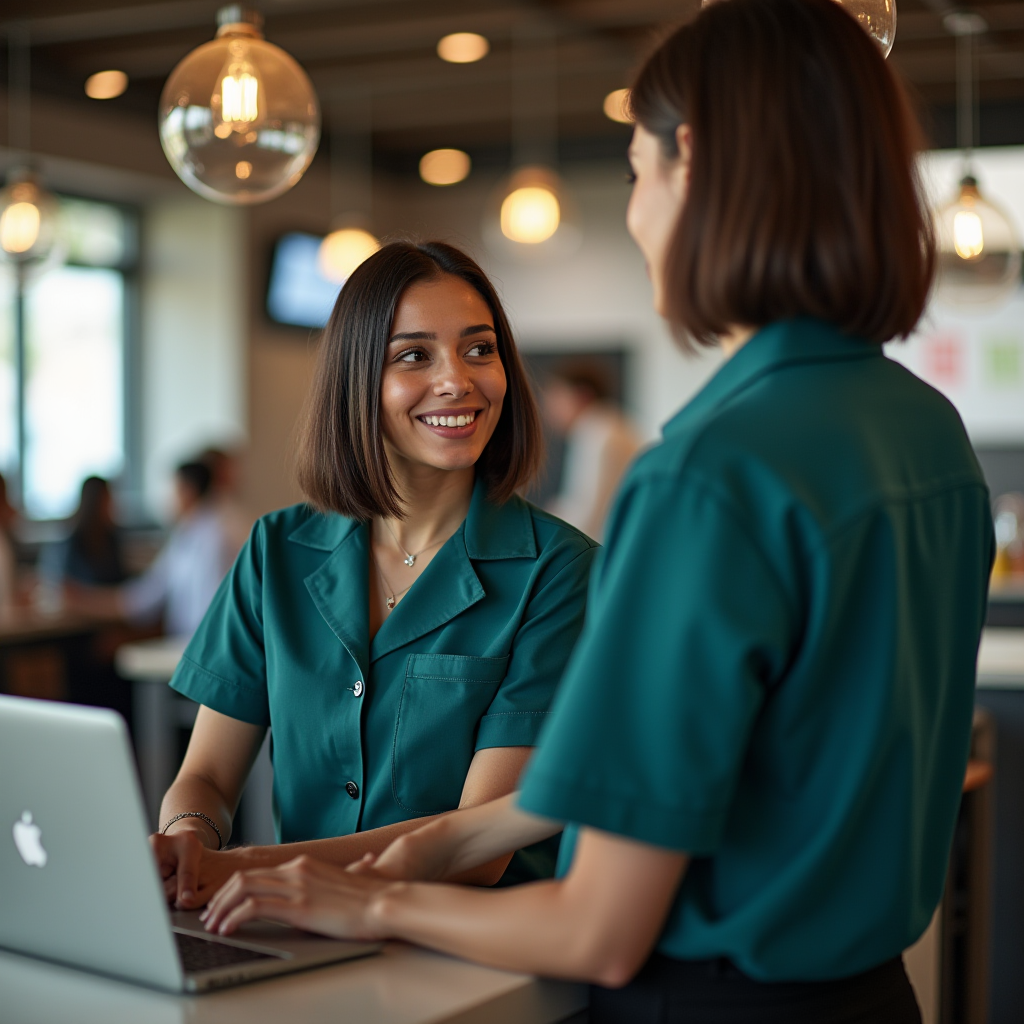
[297,240,542,521]
[630,0,935,346]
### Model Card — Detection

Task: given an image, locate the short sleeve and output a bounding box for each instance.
[518,473,797,854]
[475,544,596,750]
[169,521,270,726]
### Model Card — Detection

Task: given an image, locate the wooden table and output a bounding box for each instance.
[0,941,586,1024]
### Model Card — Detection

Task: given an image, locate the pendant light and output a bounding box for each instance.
[934,13,1022,307]
[491,24,570,249]
[701,0,895,55]
[0,25,60,266]
[832,0,896,57]
[317,93,379,284]
[158,5,321,205]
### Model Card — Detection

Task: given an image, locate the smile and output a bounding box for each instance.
[418,410,477,428]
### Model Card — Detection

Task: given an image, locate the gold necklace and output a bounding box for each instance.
[382,519,445,567]
[371,554,413,611]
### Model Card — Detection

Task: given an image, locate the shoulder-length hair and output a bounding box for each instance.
[297,240,542,520]
[630,0,935,346]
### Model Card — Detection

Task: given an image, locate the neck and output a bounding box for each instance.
[719,324,757,359]
[379,461,476,552]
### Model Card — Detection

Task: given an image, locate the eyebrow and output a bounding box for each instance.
[388,324,496,343]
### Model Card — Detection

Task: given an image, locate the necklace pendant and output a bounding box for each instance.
[403,555,416,567]
[386,596,396,610]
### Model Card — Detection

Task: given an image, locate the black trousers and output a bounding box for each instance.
[588,954,922,1024]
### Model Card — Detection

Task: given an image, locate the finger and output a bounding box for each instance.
[203,872,296,933]
[164,875,178,903]
[218,895,298,936]
[175,838,202,908]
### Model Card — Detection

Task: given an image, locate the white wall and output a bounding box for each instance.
[386,161,722,443]
[892,147,1024,445]
[140,197,247,518]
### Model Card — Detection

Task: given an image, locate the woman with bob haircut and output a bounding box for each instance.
[202,1,994,1020]
[149,240,597,908]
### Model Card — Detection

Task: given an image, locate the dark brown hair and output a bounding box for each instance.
[297,241,542,520]
[630,0,935,346]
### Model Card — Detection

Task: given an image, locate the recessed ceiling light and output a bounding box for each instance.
[603,88,632,124]
[419,149,471,186]
[85,70,128,100]
[437,33,489,64]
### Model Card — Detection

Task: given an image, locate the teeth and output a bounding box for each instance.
[423,411,475,427]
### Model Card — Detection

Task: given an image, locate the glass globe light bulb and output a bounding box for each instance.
[701,0,896,56]
[0,171,59,264]
[497,177,561,244]
[159,6,320,205]
[317,227,379,284]
[833,0,896,56]
[935,175,1023,307]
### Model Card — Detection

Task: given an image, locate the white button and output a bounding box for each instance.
[353,679,364,698]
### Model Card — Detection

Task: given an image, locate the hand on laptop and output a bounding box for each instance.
[200,855,389,941]
[150,830,244,909]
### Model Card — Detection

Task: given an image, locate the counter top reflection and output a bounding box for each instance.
[0,941,586,1024]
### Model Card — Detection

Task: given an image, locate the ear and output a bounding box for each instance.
[670,124,693,200]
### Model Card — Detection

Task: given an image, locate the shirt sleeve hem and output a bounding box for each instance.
[475,711,550,750]
[517,771,726,854]
[169,656,270,727]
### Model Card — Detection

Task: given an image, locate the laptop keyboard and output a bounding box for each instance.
[174,930,282,973]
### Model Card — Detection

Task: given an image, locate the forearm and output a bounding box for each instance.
[416,794,561,878]
[368,879,619,984]
[159,775,237,848]
[235,813,510,884]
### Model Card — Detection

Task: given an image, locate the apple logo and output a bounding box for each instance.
[13,811,47,868]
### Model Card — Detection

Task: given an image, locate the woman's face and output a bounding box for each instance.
[626,123,692,317]
[380,275,507,477]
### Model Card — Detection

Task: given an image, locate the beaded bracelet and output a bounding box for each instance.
[160,811,224,850]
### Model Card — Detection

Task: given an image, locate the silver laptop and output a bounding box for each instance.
[0,694,382,992]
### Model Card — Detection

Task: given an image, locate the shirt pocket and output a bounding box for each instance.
[392,652,509,815]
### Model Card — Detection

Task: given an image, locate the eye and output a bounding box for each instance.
[466,340,497,357]
[625,170,637,185]
[395,348,428,363]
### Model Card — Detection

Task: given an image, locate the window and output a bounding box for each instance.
[0,196,136,519]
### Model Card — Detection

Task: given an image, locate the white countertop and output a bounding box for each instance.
[976,629,1024,688]
[115,636,189,682]
[0,941,586,1024]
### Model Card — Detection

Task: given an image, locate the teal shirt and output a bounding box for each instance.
[519,319,994,979]
[171,481,596,881]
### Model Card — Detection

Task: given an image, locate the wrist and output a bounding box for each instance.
[366,881,410,939]
[163,817,222,850]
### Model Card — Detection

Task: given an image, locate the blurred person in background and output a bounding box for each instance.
[199,446,252,552]
[543,361,641,541]
[73,461,239,638]
[120,460,239,637]
[0,474,17,612]
[51,476,128,586]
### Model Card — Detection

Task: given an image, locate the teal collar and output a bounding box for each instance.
[663,318,882,440]
[289,478,536,674]
[287,478,535,560]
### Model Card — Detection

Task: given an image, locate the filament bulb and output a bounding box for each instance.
[952,209,984,260]
[215,45,263,133]
[500,186,561,244]
[0,200,41,254]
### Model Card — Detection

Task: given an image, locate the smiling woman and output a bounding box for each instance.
[148,241,596,912]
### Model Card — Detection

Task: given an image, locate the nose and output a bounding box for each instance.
[431,353,474,399]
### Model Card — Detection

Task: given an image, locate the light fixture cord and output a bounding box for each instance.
[956,29,974,164]
[328,87,372,224]
[7,22,31,157]
[511,21,558,169]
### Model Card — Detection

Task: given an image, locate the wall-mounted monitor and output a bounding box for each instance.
[266,232,341,329]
